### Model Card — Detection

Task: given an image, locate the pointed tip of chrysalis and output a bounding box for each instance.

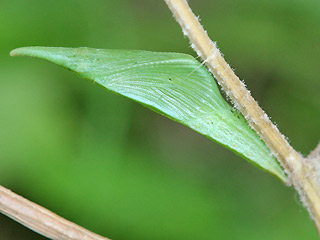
[10,46,48,58]
[9,49,17,57]
[9,46,71,67]
[10,48,26,57]
[10,47,35,57]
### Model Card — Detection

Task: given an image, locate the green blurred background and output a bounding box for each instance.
[1,0,319,239]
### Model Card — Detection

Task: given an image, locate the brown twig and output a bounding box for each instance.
[164,0,320,234]
[0,185,110,240]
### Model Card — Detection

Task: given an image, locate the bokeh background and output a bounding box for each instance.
[1,0,320,239]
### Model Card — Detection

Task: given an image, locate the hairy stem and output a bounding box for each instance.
[0,185,110,240]
[164,0,320,234]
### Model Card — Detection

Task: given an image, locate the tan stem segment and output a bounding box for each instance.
[164,0,320,234]
[0,185,110,240]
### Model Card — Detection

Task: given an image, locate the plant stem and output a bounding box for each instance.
[0,185,110,240]
[164,0,320,234]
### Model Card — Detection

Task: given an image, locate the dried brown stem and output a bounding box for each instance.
[164,0,320,234]
[0,185,110,240]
